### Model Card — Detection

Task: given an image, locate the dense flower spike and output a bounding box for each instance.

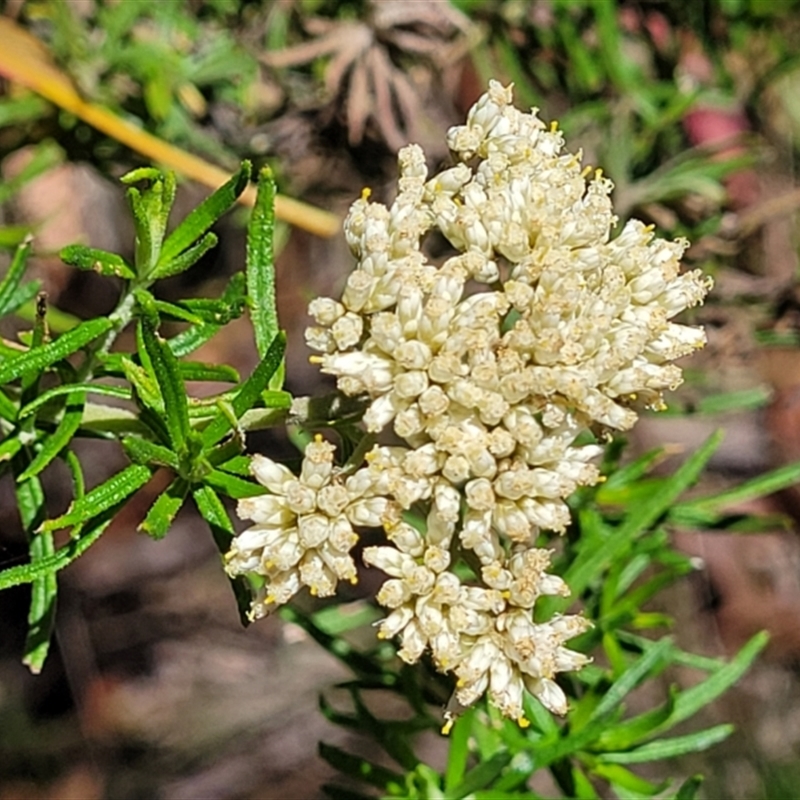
[233,82,710,725]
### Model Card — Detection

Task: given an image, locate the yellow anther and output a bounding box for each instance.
[645,223,655,232]
[597,475,607,484]
[441,716,456,736]
[314,433,323,442]
[361,187,372,200]
[456,678,466,688]
[501,590,511,599]
[550,120,559,132]
[595,168,604,180]
[581,165,593,178]
[518,716,531,729]
[309,355,324,364]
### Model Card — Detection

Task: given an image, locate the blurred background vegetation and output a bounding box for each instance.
[3,0,800,797]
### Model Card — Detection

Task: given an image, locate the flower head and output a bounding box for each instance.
[236,81,710,726]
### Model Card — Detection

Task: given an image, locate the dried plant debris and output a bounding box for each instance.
[262,0,474,154]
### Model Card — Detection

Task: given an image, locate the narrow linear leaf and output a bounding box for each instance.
[597,724,733,764]
[247,166,279,359]
[0,237,32,315]
[122,435,180,469]
[655,631,768,734]
[18,390,86,481]
[193,484,251,623]
[41,463,152,532]
[60,244,135,280]
[0,387,18,422]
[23,526,56,674]
[318,742,403,791]
[149,231,218,280]
[138,311,189,451]
[672,460,800,525]
[0,505,117,590]
[0,317,112,384]
[445,708,476,792]
[565,432,723,600]
[675,775,704,800]
[14,464,55,674]
[151,298,204,325]
[2,279,42,317]
[178,361,240,383]
[0,436,23,463]
[19,382,130,418]
[121,357,163,414]
[203,468,265,499]
[157,161,251,267]
[590,638,675,723]
[140,478,188,539]
[200,333,286,447]
[449,751,513,799]
[168,322,222,358]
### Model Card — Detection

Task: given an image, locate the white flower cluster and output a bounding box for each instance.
[229,82,711,726]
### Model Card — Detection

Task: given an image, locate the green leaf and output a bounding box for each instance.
[122,436,180,469]
[444,707,474,792]
[156,161,251,269]
[0,140,62,206]
[140,478,189,539]
[0,505,117,590]
[19,382,130,418]
[200,333,286,447]
[448,751,512,798]
[41,464,152,533]
[17,390,86,481]
[192,484,251,623]
[247,166,279,360]
[0,237,32,315]
[178,361,240,383]
[596,724,733,764]
[121,357,163,414]
[318,742,403,791]
[202,468,264,499]
[14,462,55,674]
[655,632,768,735]
[149,231,218,280]
[675,775,704,800]
[564,432,723,601]
[122,168,177,273]
[1,279,41,318]
[592,763,662,795]
[671,461,800,526]
[137,306,189,452]
[0,318,112,385]
[60,244,135,280]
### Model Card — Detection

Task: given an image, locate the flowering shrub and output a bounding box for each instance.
[0,77,777,799]
[226,82,712,726]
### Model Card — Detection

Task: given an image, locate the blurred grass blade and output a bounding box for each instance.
[564,431,723,601]
[0,503,120,590]
[0,17,339,238]
[247,166,279,360]
[597,724,733,764]
[318,743,403,792]
[0,237,32,315]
